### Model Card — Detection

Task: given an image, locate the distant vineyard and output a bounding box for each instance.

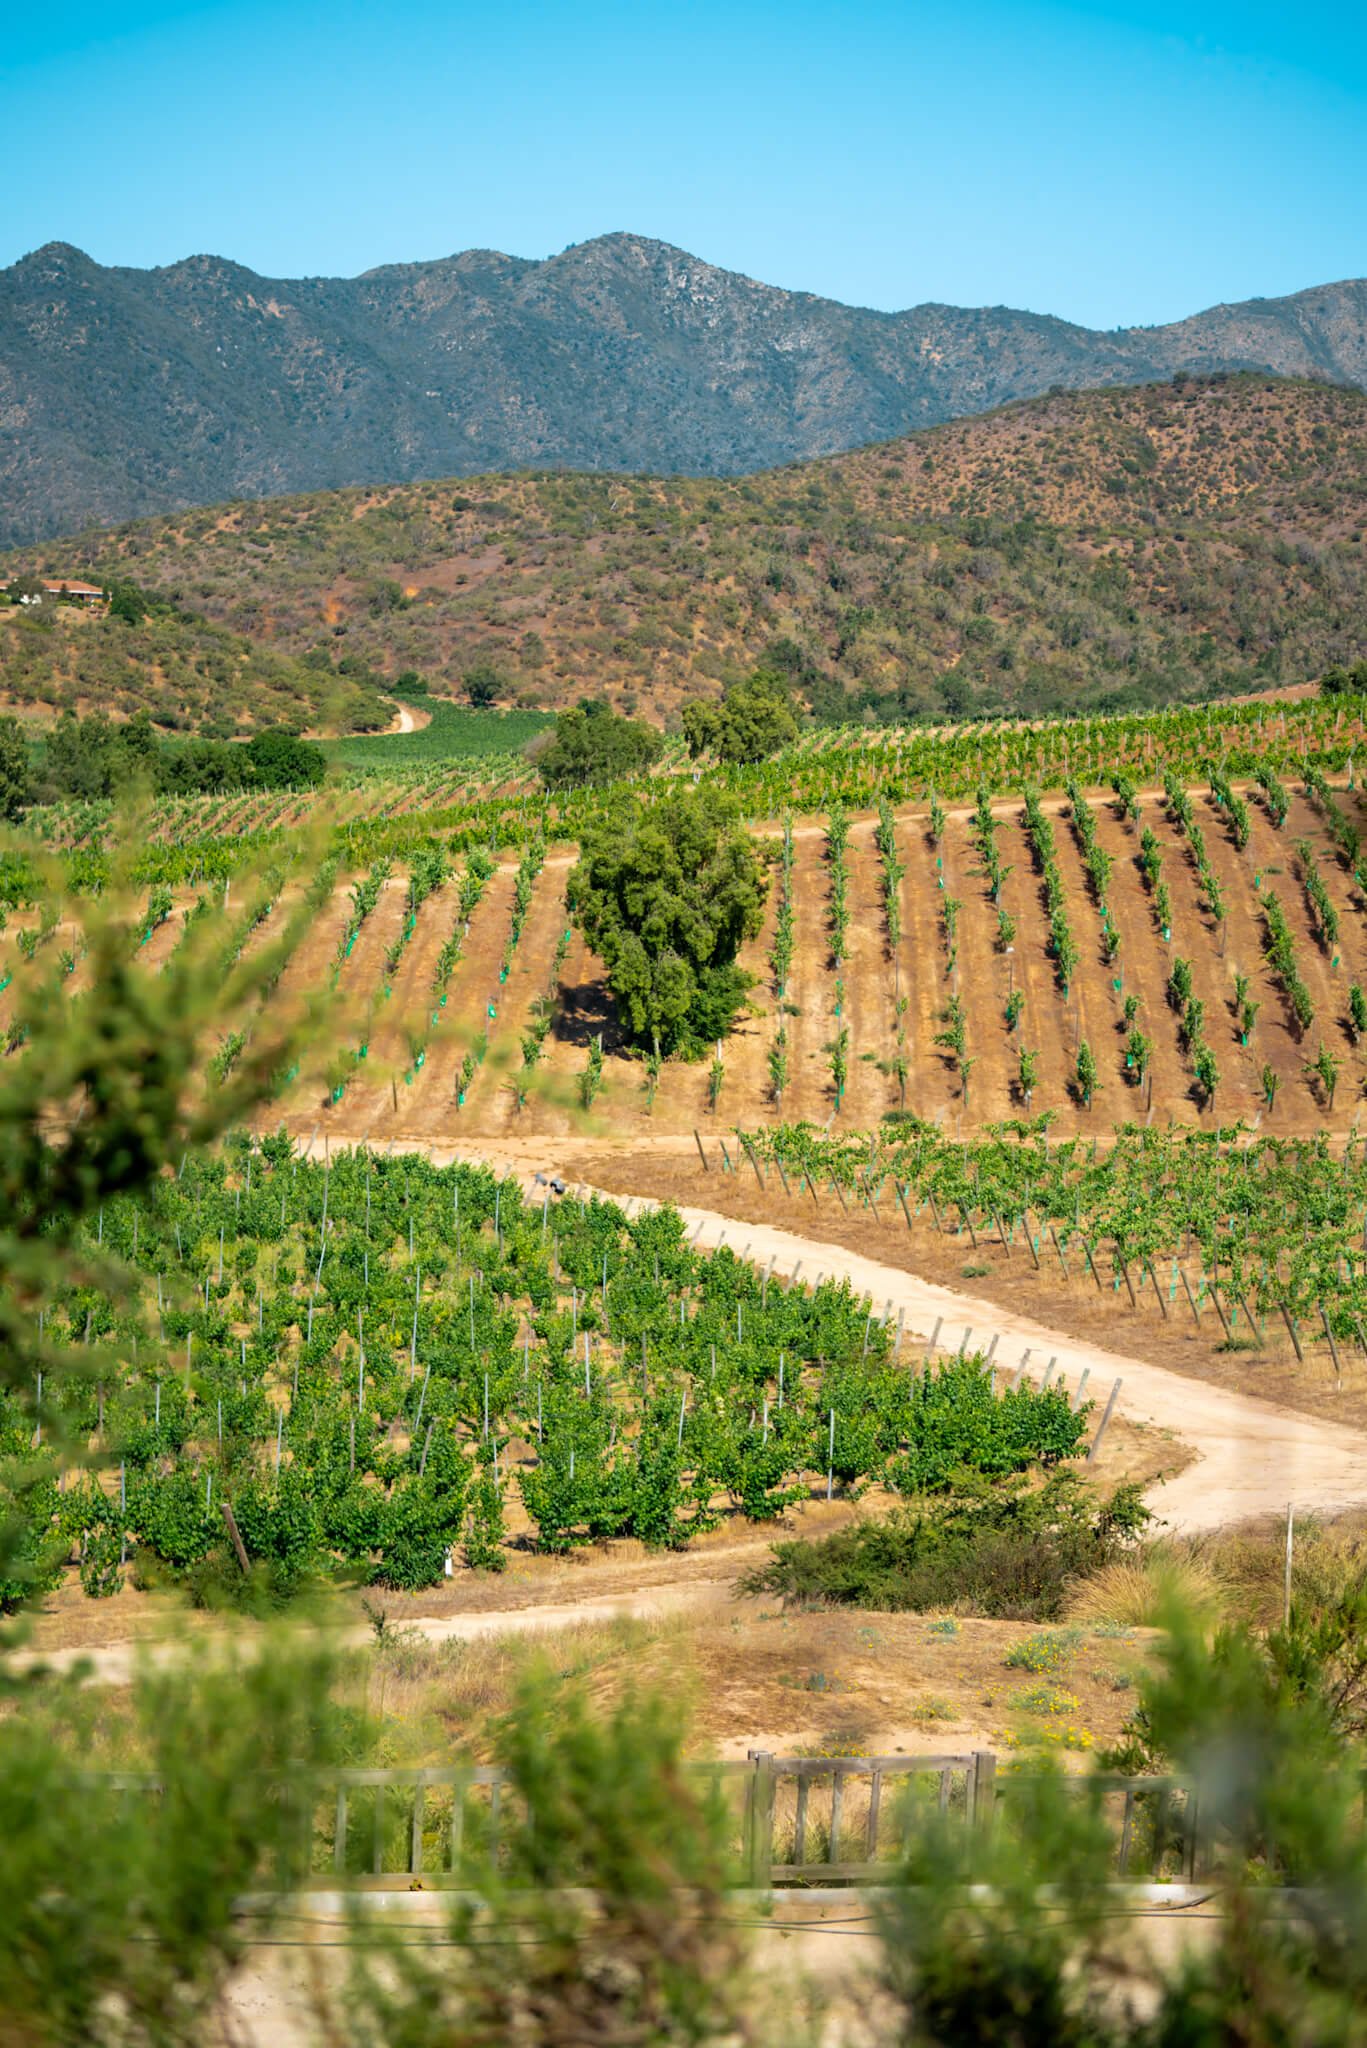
[10,692,1367,883]
[5,728,1367,1144]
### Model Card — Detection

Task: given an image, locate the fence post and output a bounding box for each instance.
[972,1751,997,1830]
[693,1129,710,1172]
[1238,1292,1264,1348]
[1087,1378,1122,1464]
[748,1753,775,1886]
[1320,1304,1343,1389]
[1145,1259,1169,1319]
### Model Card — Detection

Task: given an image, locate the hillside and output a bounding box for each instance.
[3,233,1367,544]
[0,599,390,738]
[9,375,1367,727]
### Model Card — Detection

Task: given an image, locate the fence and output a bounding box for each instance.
[207,1751,1202,1890]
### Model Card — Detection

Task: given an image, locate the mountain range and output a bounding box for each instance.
[3,234,1367,547]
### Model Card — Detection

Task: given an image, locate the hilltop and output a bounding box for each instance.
[8,374,1367,728]
[3,233,1367,544]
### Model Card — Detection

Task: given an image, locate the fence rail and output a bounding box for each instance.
[102,1751,1209,1889]
[198,1751,1202,1889]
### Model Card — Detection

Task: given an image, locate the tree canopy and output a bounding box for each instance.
[682,671,798,764]
[463,662,506,708]
[569,788,767,1056]
[22,713,326,806]
[0,718,29,822]
[536,700,663,790]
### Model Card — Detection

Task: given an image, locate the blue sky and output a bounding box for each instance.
[3,0,1364,328]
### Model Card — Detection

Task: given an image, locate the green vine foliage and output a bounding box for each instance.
[5,1138,1094,1603]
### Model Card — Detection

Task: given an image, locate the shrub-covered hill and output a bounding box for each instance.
[0,595,390,738]
[8,373,1367,728]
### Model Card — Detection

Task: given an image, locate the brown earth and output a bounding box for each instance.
[261,783,1367,1152]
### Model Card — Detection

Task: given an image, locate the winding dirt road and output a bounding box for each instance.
[632,1193,1367,1533]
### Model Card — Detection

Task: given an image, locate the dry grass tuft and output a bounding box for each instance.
[349,1612,702,1761]
[1065,1554,1229,1629]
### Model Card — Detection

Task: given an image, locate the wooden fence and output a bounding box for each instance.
[238,1750,1200,1889]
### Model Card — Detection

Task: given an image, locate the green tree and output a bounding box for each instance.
[569,788,767,1056]
[463,662,505,708]
[0,716,29,820]
[682,671,798,764]
[105,577,150,625]
[1320,659,1367,696]
[243,728,326,789]
[536,701,663,789]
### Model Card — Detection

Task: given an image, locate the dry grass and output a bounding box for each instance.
[1068,1513,1367,1632]
[347,1601,1155,1766]
[1065,1555,1229,1630]
[347,1612,700,1763]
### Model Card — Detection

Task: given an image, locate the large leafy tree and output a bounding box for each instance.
[682,670,798,764]
[536,699,662,789]
[242,727,326,788]
[570,788,767,1055]
[463,661,505,707]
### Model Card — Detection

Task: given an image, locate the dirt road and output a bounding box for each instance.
[640,1194,1367,1533]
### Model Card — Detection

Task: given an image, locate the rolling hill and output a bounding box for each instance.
[3,232,1367,545]
[7,374,1367,730]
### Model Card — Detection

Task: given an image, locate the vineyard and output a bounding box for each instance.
[4,691,1367,1518]
[737,1122,1367,1360]
[6,703,1367,1150]
[5,1140,1087,1606]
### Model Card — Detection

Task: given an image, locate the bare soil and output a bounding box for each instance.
[281,785,1367,1152]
